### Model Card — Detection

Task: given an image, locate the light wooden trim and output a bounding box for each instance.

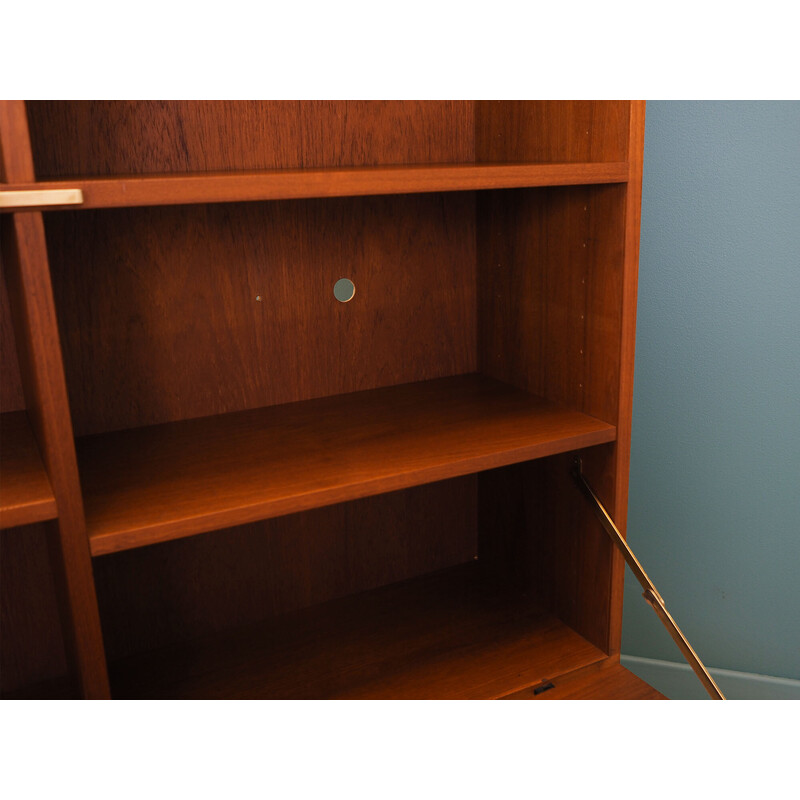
[0,188,83,211]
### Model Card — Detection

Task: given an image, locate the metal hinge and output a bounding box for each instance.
[572,457,726,700]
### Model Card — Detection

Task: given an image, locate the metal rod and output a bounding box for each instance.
[571,458,725,700]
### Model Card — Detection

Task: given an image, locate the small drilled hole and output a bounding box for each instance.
[333,278,356,303]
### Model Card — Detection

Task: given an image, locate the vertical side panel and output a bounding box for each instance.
[477,185,590,407]
[606,100,646,656]
[476,102,638,654]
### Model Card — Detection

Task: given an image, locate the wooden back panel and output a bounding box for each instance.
[3,101,644,691]
[45,194,477,436]
[475,101,630,163]
[94,477,477,662]
[20,104,483,682]
[1,264,25,412]
[0,522,70,694]
[27,101,475,176]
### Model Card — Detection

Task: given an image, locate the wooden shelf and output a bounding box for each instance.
[501,662,666,700]
[0,411,57,529]
[108,562,607,699]
[1,102,650,700]
[78,374,616,556]
[5,162,629,210]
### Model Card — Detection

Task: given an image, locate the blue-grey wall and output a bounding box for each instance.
[622,101,800,681]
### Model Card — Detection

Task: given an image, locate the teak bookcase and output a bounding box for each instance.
[0,101,662,700]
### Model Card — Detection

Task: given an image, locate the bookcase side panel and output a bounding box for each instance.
[475,104,635,654]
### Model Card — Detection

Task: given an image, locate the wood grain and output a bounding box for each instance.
[474,106,635,656]
[0,101,110,698]
[3,101,645,700]
[478,185,590,407]
[500,660,665,700]
[607,100,647,656]
[2,163,629,210]
[93,478,478,662]
[0,522,70,695]
[475,101,630,163]
[108,563,607,699]
[27,101,476,176]
[78,374,616,555]
[0,411,57,528]
[0,102,36,182]
[0,262,25,412]
[46,193,477,437]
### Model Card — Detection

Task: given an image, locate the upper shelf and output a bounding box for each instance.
[0,411,58,529]
[78,374,616,556]
[0,162,629,211]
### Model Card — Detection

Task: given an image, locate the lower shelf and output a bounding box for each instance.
[502,662,666,700]
[109,563,608,699]
[0,411,58,530]
[77,374,616,556]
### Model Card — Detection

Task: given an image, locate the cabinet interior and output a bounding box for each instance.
[1,101,641,699]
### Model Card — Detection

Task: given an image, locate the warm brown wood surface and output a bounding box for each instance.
[109,563,607,699]
[0,521,71,695]
[607,101,647,656]
[3,479,478,695]
[27,101,476,176]
[0,103,36,182]
[475,101,630,163]
[501,661,665,700]
[474,105,641,658]
[475,184,623,653]
[79,374,615,555]
[92,478,478,662]
[2,101,645,701]
[2,163,629,210]
[476,183,625,423]
[0,264,25,413]
[46,193,477,437]
[0,411,57,528]
[0,101,110,698]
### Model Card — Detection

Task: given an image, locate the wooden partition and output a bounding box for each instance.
[0,101,654,699]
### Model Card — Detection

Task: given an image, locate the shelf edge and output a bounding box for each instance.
[4,162,630,211]
[87,424,615,556]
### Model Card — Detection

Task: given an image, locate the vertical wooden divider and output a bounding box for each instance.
[475,102,645,657]
[0,101,110,698]
[605,100,646,657]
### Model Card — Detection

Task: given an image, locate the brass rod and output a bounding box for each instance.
[0,188,83,211]
[571,458,725,700]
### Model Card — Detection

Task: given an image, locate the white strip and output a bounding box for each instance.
[0,189,83,209]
